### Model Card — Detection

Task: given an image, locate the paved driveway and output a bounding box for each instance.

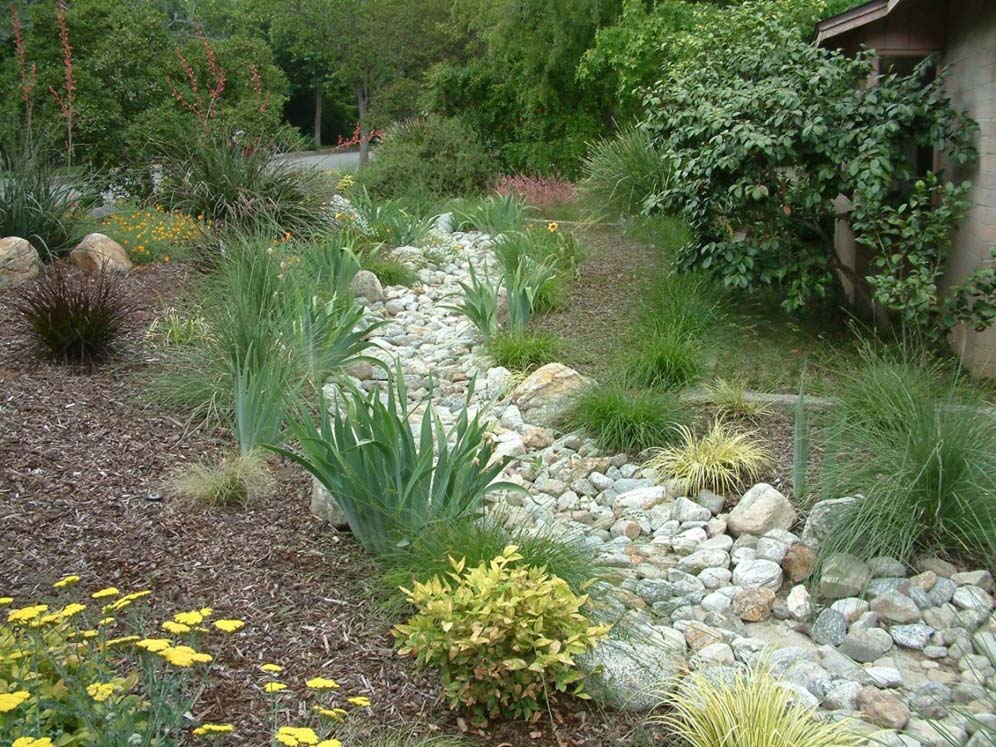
[274,149,369,173]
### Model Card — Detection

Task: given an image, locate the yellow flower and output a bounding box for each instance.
[136,638,172,653]
[74,629,99,639]
[57,603,86,619]
[98,617,116,626]
[174,610,204,626]
[7,604,48,623]
[261,663,283,674]
[162,621,191,634]
[54,575,81,588]
[547,222,559,233]
[91,587,120,599]
[313,706,347,721]
[347,695,371,707]
[106,635,141,647]
[163,255,170,263]
[0,597,12,605]
[264,681,288,693]
[275,726,318,746]
[213,619,244,633]
[104,590,151,612]
[317,741,342,747]
[305,676,339,690]
[86,682,117,702]
[13,738,53,747]
[193,723,235,736]
[0,690,31,712]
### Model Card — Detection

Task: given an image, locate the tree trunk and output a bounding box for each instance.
[313,84,323,147]
[356,83,369,167]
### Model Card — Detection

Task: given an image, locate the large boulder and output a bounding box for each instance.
[818,553,871,600]
[801,497,857,550]
[727,483,796,537]
[577,637,684,711]
[70,233,132,272]
[508,363,592,428]
[0,237,40,288]
[350,269,384,301]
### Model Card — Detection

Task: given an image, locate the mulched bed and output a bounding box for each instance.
[0,261,651,746]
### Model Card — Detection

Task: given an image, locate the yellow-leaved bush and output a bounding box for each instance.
[392,546,610,725]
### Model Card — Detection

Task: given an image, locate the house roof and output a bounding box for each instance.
[815,0,911,45]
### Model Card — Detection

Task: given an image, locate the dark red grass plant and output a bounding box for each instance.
[17,266,132,363]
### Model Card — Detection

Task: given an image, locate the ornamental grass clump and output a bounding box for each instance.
[17,266,132,364]
[645,419,770,495]
[657,661,868,747]
[487,331,559,372]
[450,192,528,235]
[564,384,692,454]
[818,347,996,569]
[271,363,524,556]
[578,124,671,221]
[393,546,610,726]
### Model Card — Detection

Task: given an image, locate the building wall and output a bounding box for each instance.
[941,0,996,375]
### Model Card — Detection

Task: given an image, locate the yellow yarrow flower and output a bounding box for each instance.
[160,645,211,667]
[275,726,319,746]
[98,617,116,626]
[213,619,244,633]
[0,690,31,712]
[106,635,141,647]
[91,587,119,599]
[305,676,339,690]
[135,638,172,653]
[7,604,47,623]
[173,610,204,626]
[86,682,117,702]
[13,738,53,747]
[193,723,235,736]
[317,740,342,747]
[53,575,81,588]
[347,695,371,707]
[261,663,283,673]
[161,620,191,634]
[0,597,13,605]
[264,681,288,693]
[57,603,87,619]
[313,705,347,721]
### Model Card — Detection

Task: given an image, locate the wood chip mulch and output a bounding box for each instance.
[0,261,651,746]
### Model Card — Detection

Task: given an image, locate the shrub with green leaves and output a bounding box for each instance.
[158,132,330,237]
[564,384,691,454]
[358,115,497,200]
[17,267,132,363]
[393,546,610,726]
[380,513,607,611]
[818,348,996,569]
[271,365,523,555]
[578,124,671,220]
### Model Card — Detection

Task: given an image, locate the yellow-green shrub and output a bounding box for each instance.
[392,546,609,726]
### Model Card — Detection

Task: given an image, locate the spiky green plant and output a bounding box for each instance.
[451,192,529,234]
[443,263,500,342]
[578,125,672,221]
[269,363,526,555]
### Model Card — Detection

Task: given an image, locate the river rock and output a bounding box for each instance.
[69,233,132,272]
[726,483,796,536]
[0,236,40,287]
[508,363,591,428]
[578,637,683,711]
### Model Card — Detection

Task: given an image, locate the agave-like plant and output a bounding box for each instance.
[443,263,501,342]
[270,362,526,555]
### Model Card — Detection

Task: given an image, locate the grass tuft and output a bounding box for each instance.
[173,450,273,507]
[564,384,692,454]
[488,332,559,372]
[657,661,868,747]
[645,419,769,495]
[578,125,671,221]
[704,377,773,420]
[818,346,996,568]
